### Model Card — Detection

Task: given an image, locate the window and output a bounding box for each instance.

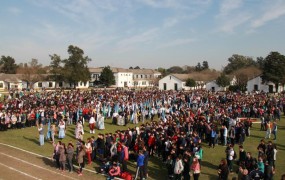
[145,75,147,78]
[0,83,3,88]
[170,76,171,80]
[149,75,152,78]
[136,75,138,78]
[84,82,87,86]
[141,75,143,78]
[142,81,146,85]
[38,82,42,87]
[59,82,63,87]
[49,82,53,87]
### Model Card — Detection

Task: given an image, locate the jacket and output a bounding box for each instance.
[174,159,184,174]
[137,154,145,167]
[77,149,86,164]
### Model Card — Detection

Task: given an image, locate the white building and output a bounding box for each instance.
[159,74,214,91]
[246,75,285,93]
[206,76,236,92]
[132,69,161,87]
[89,67,161,88]
[0,74,27,91]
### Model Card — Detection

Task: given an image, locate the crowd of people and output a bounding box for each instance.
[0,89,283,179]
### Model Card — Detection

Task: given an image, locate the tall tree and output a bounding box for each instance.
[195,62,202,71]
[223,54,256,74]
[202,61,209,70]
[99,66,115,87]
[261,51,285,92]
[62,45,91,87]
[0,56,18,74]
[216,73,230,88]
[256,56,265,69]
[49,54,63,86]
[20,59,46,88]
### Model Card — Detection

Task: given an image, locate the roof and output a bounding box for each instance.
[0,74,22,83]
[130,69,161,75]
[170,72,219,82]
[89,67,160,74]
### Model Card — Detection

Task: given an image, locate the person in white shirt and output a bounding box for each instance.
[227,145,235,172]
[223,126,228,146]
[89,115,96,134]
[174,155,184,180]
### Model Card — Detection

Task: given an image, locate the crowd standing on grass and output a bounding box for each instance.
[0,88,283,179]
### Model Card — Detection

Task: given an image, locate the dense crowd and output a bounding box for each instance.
[0,89,283,179]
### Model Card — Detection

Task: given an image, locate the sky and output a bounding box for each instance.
[1,0,285,70]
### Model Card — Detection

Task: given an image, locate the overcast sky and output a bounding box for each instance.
[1,0,285,70]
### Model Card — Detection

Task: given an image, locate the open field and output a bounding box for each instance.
[0,117,284,180]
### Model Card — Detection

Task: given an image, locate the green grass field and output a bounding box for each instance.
[0,117,284,180]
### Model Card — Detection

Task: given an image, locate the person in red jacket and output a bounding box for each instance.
[148,133,156,156]
[108,162,121,179]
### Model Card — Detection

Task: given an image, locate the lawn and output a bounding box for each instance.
[0,116,284,180]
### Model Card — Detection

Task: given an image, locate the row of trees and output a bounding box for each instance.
[49,45,91,87]
[0,45,92,88]
[1,49,285,91]
[215,51,285,92]
[0,45,117,88]
[157,60,211,77]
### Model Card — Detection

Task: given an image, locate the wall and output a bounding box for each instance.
[116,72,133,87]
[158,75,183,90]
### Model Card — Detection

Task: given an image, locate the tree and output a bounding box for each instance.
[157,67,167,77]
[234,66,261,92]
[223,54,256,74]
[167,66,184,73]
[261,51,285,92]
[49,54,64,86]
[186,78,196,87]
[19,59,46,88]
[134,66,140,69]
[62,45,91,87]
[0,56,18,74]
[195,63,202,71]
[216,73,230,88]
[129,66,133,69]
[99,66,115,87]
[202,61,209,70]
[256,56,265,69]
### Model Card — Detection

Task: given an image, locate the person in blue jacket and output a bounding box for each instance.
[135,150,145,180]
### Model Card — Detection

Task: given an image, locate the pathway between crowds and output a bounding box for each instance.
[0,143,107,180]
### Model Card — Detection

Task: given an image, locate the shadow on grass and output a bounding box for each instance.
[23,136,39,145]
